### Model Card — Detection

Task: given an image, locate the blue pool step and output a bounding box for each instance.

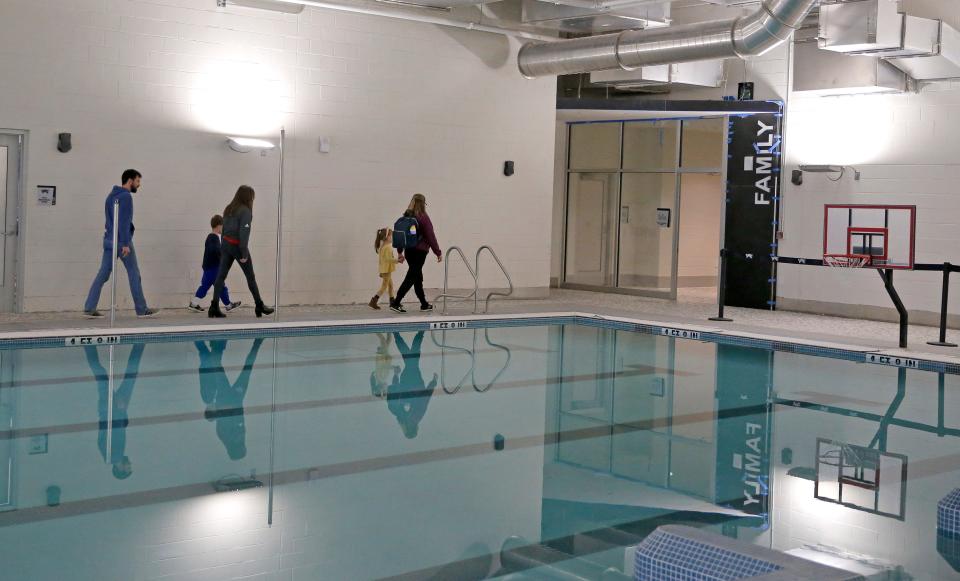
[633,526,858,580]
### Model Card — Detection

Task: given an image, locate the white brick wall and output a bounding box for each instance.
[0,0,556,312]
[778,0,960,320]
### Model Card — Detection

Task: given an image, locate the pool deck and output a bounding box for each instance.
[1,288,958,363]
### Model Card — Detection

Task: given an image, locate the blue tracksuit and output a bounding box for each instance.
[195,233,231,305]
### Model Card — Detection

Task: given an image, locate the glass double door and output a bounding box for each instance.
[563,118,724,299]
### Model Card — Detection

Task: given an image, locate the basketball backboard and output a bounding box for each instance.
[823,205,916,269]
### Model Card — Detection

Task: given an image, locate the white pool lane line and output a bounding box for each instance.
[0,310,958,369]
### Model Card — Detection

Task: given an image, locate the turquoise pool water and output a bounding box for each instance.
[0,323,957,580]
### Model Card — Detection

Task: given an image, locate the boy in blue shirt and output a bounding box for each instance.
[189,215,240,313]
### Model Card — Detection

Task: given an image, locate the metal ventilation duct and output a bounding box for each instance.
[517,0,818,78]
[888,21,960,81]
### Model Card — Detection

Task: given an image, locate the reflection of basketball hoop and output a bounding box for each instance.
[823,255,870,268]
[814,438,907,520]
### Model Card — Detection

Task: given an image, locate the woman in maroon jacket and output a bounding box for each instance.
[391,193,442,313]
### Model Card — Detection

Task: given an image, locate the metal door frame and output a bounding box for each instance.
[0,129,27,314]
[561,118,726,301]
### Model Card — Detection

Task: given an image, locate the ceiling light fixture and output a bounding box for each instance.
[797,164,861,183]
[227,136,276,153]
[216,0,305,14]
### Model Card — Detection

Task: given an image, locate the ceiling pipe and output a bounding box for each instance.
[517,0,818,78]
[243,0,558,41]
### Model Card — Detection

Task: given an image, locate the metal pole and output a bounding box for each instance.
[710,248,733,322]
[105,344,115,464]
[109,200,120,327]
[273,128,285,322]
[928,262,957,347]
[879,268,909,349]
[267,337,278,525]
[938,372,946,437]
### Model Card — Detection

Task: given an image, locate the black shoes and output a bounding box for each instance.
[255,304,275,318]
[390,303,407,314]
[208,305,226,318]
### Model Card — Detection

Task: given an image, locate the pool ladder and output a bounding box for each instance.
[435,245,514,315]
[430,328,511,394]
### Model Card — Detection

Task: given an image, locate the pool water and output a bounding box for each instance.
[0,324,957,580]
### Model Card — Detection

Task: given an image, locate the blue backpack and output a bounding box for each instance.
[393,213,420,250]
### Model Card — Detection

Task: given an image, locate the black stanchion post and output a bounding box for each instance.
[710,248,733,322]
[928,262,957,347]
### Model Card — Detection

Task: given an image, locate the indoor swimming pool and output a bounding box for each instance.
[0,320,957,580]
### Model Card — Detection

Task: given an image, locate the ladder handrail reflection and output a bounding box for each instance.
[430,328,511,394]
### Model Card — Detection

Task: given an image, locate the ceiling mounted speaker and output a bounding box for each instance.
[217,0,305,14]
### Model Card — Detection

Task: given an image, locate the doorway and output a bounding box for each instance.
[0,134,22,313]
[561,117,725,300]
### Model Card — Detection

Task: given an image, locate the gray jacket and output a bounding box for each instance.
[222,206,253,259]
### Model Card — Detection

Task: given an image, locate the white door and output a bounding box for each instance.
[0,134,22,312]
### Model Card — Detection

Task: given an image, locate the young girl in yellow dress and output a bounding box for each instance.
[370,228,398,310]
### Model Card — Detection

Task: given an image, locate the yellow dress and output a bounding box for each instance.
[379,243,398,275]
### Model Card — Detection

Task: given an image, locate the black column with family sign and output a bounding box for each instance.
[724,110,782,310]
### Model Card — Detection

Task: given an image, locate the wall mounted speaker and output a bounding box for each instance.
[57,133,72,153]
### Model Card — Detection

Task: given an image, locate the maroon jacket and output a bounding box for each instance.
[401,211,441,257]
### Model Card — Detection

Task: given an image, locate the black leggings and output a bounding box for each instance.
[395,248,428,306]
[212,244,264,308]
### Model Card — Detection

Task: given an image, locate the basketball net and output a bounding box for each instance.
[823,255,870,268]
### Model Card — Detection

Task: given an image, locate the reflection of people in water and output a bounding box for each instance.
[370,333,399,398]
[196,338,264,460]
[388,332,438,439]
[85,343,145,480]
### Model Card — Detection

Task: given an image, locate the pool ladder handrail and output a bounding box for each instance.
[475,245,514,314]
[436,245,513,315]
[430,328,511,394]
[435,246,478,316]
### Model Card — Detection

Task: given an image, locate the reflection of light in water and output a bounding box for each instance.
[789,95,896,166]
[187,488,263,525]
[193,62,283,137]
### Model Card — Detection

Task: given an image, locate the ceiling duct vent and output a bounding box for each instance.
[818,0,938,57]
[590,59,724,89]
[520,0,669,35]
[793,40,907,96]
[888,21,960,80]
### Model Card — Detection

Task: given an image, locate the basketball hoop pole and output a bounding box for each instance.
[928,262,958,347]
[709,248,733,322]
[879,268,909,349]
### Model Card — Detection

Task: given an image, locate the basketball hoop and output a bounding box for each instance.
[823,255,870,268]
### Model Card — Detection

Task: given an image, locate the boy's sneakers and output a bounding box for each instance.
[84,310,104,319]
[420,303,434,312]
[188,300,204,313]
[390,302,407,314]
[224,301,241,313]
[137,308,160,318]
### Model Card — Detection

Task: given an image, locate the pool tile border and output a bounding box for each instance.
[0,312,957,375]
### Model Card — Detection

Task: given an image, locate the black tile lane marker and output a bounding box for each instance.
[2,400,958,528]
[0,364,693,440]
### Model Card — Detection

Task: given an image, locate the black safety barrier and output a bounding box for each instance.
[710,253,960,349]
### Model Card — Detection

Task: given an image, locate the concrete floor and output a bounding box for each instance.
[2,288,959,361]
